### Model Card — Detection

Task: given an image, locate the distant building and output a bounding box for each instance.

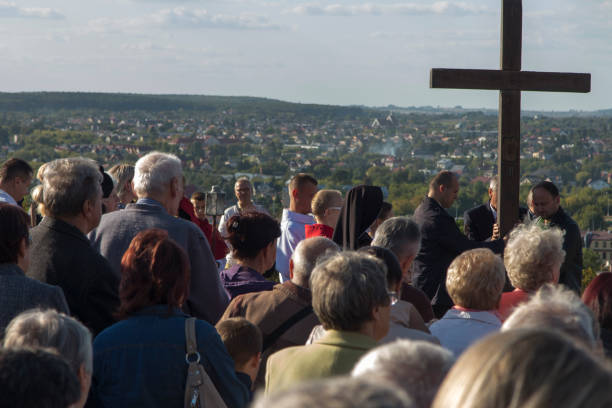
[584,231,612,272]
[588,180,610,191]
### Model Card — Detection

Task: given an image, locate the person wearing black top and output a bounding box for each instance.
[412,171,504,318]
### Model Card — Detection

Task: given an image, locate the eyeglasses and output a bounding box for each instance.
[328,207,342,211]
[387,291,399,306]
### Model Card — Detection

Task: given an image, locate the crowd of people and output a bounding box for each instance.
[0,152,611,408]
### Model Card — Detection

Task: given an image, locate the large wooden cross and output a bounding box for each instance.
[430,0,590,235]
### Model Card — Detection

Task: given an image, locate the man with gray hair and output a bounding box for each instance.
[352,339,454,408]
[502,284,600,350]
[464,176,527,242]
[4,309,93,408]
[266,251,391,394]
[372,216,434,322]
[28,157,119,335]
[220,236,340,388]
[89,151,228,324]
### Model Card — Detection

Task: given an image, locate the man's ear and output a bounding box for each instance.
[291,188,299,199]
[82,198,93,218]
[438,184,446,194]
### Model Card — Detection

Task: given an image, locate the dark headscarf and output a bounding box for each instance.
[332,185,383,250]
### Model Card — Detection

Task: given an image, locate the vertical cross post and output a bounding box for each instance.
[497,0,522,236]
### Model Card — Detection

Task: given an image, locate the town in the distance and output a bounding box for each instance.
[1,91,610,279]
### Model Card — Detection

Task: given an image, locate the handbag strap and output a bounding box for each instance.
[184,318,227,408]
[262,306,313,352]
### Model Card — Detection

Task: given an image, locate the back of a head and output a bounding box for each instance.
[42,157,102,218]
[582,272,612,330]
[133,151,182,198]
[446,248,505,310]
[359,246,403,289]
[371,216,421,260]
[0,347,81,408]
[289,173,318,193]
[252,377,415,408]
[0,157,32,184]
[0,203,29,264]
[4,309,92,375]
[118,228,190,318]
[310,251,389,331]
[311,189,342,218]
[502,284,598,348]
[352,339,454,408]
[108,164,134,195]
[504,224,565,291]
[429,171,455,192]
[215,317,262,367]
[225,212,281,260]
[433,328,612,408]
[291,236,340,287]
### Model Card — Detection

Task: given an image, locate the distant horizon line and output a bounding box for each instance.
[1,90,609,114]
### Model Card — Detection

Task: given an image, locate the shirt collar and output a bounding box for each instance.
[282,208,315,224]
[0,189,18,206]
[489,201,497,222]
[136,198,165,208]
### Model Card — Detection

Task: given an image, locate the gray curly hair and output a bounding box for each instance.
[504,224,565,292]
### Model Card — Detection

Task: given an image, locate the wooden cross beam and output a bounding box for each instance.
[430,0,591,236]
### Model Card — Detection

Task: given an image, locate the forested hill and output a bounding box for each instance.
[0,92,367,119]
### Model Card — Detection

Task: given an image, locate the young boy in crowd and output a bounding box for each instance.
[216,317,262,398]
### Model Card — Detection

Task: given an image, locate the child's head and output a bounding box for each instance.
[216,317,262,384]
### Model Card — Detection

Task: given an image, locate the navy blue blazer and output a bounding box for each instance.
[464,202,528,242]
[412,197,505,308]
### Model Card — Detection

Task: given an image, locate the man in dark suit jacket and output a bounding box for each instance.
[530,181,583,293]
[464,177,527,241]
[28,158,119,336]
[89,152,229,324]
[412,171,505,318]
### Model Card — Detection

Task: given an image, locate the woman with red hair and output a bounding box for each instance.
[582,272,612,357]
[90,228,248,407]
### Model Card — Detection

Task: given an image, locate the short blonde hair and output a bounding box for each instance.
[504,224,565,291]
[433,329,612,408]
[446,248,504,310]
[311,189,342,218]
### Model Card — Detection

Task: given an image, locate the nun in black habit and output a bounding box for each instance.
[332,185,383,250]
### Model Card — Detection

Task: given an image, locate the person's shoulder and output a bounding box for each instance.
[466,203,488,217]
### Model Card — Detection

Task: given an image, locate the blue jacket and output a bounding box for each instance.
[90,305,249,408]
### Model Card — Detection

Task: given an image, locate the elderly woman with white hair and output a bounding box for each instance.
[497,224,565,321]
[3,309,93,408]
[429,248,505,356]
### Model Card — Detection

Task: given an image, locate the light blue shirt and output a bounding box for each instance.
[275,209,315,282]
[0,189,18,206]
[429,308,501,356]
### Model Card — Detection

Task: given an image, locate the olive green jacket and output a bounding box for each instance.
[265,329,377,394]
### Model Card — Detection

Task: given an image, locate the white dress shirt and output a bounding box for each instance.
[275,209,315,282]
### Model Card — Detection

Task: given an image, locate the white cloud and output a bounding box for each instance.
[0,2,64,19]
[87,6,281,33]
[285,2,490,17]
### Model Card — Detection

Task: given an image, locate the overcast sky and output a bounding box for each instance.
[1,0,610,111]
